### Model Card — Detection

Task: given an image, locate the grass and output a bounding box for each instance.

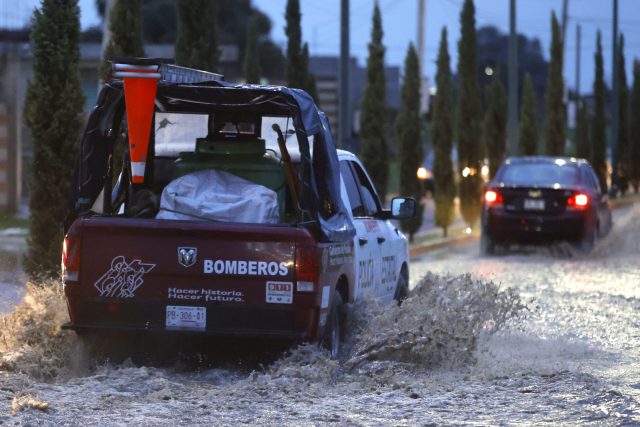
[0,215,29,230]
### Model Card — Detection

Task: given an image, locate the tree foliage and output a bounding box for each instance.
[476,26,549,106]
[285,0,304,88]
[518,73,538,155]
[575,100,590,160]
[284,1,317,101]
[140,0,176,44]
[483,73,507,179]
[543,12,565,156]
[24,0,85,278]
[432,28,456,237]
[629,62,640,192]
[301,42,318,103]
[175,0,218,72]
[456,0,483,227]
[396,44,423,241]
[97,0,285,81]
[592,31,607,192]
[99,0,144,81]
[359,2,388,200]
[243,15,261,84]
[616,34,630,193]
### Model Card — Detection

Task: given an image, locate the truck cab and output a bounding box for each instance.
[337,150,411,304]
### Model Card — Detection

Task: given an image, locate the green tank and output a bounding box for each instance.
[173,138,287,219]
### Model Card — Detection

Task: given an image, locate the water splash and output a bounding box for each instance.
[0,281,78,379]
[344,273,526,370]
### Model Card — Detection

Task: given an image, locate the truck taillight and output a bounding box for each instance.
[295,245,319,292]
[61,236,80,281]
[567,193,589,209]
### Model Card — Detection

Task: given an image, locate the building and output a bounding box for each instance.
[309,56,401,151]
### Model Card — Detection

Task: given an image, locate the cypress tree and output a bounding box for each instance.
[244,15,261,84]
[616,34,630,193]
[359,2,388,200]
[592,31,607,192]
[575,100,590,160]
[301,43,319,103]
[396,44,423,241]
[432,28,455,237]
[518,73,538,155]
[483,73,507,179]
[285,0,305,89]
[24,0,85,278]
[543,12,565,156]
[457,0,483,227]
[99,0,144,81]
[175,0,218,72]
[629,62,640,193]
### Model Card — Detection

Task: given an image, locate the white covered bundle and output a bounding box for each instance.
[156,169,279,224]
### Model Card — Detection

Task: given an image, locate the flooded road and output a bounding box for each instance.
[0,205,639,425]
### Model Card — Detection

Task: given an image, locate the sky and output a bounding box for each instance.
[11,0,640,96]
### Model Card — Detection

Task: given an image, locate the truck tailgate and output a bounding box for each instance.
[65,217,317,337]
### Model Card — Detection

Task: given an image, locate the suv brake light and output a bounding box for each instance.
[567,193,589,209]
[295,245,319,292]
[61,236,80,281]
[484,190,503,205]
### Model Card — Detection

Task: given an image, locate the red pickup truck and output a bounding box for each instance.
[62,59,415,358]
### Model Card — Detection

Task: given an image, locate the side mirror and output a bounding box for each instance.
[390,197,417,220]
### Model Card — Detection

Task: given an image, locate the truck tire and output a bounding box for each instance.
[393,266,409,305]
[322,292,345,359]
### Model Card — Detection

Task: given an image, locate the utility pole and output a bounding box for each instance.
[561,0,569,44]
[417,0,425,72]
[507,0,518,155]
[611,0,619,193]
[575,24,581,108]
[339,0,350,150]
[417,0,427,113]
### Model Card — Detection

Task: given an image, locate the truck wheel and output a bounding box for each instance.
[393,266,409,305]
[322,292,345,360]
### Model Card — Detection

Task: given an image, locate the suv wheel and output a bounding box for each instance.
[578,224,596,253]
[480,231,495,255]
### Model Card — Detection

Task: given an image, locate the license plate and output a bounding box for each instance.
[266,281,293,304]
[524,199,545,210]
[166,306,206,330]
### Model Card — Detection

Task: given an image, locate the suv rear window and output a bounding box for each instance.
[498,163,579,187]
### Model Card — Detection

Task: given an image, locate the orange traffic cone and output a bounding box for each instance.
[123,74,158,184]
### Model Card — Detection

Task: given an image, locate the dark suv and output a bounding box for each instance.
[481,156,612,253]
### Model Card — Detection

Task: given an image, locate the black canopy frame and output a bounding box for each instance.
[71,79,355,243]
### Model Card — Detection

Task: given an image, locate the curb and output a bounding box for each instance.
[610,196,640,209]
[409,197,637,259]
[410,231,479,259]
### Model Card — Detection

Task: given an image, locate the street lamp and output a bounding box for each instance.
[417,167,428,180]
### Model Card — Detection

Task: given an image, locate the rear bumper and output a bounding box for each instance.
[63,298,316,340]
[483,207,590,242]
